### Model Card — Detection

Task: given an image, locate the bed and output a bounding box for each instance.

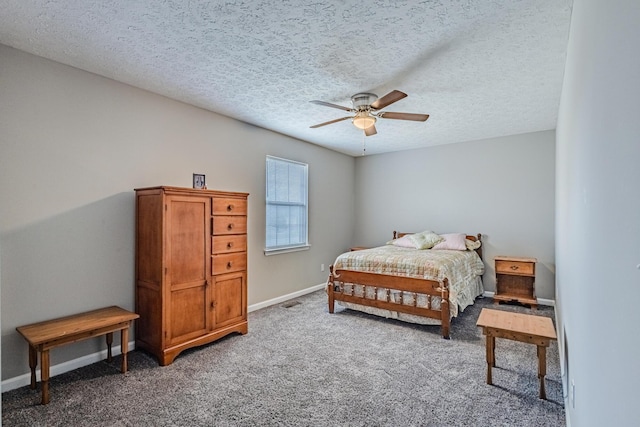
[327,231,485,338]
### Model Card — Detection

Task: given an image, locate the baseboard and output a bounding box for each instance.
[248,282,326,313]
[2,341,136,393]
[482,291,555,307]
[2,283,327,394]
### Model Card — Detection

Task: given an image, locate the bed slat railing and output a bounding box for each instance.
[328,266,451,338]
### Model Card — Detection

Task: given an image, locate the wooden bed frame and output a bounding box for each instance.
[327,232,483,339]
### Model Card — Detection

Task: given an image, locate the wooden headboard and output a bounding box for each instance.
[392,231,483,260]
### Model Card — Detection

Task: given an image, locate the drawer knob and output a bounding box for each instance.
[227,224,234,230]
[226,262,232,269]
[510,265,519,270]
[227,204,233,211]
[227,242,233,249]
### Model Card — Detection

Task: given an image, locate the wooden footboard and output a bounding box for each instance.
[327,267,451,339]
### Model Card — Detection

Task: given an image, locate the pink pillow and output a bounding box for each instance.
[432,233,467,250]
[389,234,416,248]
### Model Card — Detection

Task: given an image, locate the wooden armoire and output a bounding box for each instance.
[134,186,248,365]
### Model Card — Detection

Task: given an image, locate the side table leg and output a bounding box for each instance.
[538,345,547,400]
[485,335,494,385]
[41,350,50,405]
[491,335,496,367]
[28,345,37,389]
[106,332,113,362]
[120,327,129,373]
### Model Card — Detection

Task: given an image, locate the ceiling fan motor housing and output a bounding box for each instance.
[351,93,378,110]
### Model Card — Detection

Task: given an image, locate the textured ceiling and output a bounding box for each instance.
[0,0,573,156]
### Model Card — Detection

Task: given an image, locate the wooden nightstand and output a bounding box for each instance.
[493,256,537,309]
[349,246,369,251]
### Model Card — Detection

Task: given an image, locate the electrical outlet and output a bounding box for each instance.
[321,264,325,272]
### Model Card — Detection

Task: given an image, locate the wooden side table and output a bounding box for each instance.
[493,256,537,309]
[476,308,557,399]
[349,246,369,251]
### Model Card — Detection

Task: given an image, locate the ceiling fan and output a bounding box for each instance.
[309,90,429,136]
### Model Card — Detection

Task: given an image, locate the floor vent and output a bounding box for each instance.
[282,300,301,308]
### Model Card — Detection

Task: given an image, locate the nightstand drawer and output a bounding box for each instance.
[495,259,534,276]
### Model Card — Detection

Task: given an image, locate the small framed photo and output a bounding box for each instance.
[193,174,206,189]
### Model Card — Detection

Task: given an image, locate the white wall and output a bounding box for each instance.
[556,0,640,425]
[0,45,355,380]
[353,131,556,300]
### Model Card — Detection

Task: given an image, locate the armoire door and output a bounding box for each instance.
[213,272,247,328]
[166,195,211,344]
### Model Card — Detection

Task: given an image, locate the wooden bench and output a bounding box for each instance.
[476,308,557,399]
[16,306,139,404]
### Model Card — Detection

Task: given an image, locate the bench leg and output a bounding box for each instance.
[28,345,37,389]
[106,332,113,362]
[120,327,129,373]
[538,345,547,400]
[41,349,50,405]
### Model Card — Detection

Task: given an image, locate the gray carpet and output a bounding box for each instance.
[2,291,565,426]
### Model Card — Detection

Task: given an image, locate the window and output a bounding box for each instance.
[265,156,309,255]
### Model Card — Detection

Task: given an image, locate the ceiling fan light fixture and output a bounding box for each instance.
[352,112,376,130]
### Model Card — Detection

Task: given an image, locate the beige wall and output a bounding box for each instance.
[352,131,556,300]
[0,44,355,380]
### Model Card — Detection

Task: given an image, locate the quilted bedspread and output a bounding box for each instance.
[332,245,485,318]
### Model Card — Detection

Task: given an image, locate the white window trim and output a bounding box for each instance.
[263,244,311,256]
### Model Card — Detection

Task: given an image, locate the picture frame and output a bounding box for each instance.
[192,174,206,189]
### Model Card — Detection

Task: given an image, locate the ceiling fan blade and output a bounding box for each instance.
[309,116,352,128]
[378,112,430,122]
[370,90,407,110]
[310,100,353,112]
[364,124,377,136]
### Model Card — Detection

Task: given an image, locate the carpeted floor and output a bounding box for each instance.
[2,291,565,426]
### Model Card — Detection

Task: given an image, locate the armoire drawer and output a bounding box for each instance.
[212,235,247,254]
[212,216,247,235]
[212,197,247,216]
[212,253,247,275]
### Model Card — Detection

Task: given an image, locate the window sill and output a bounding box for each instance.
[264,245,311,256]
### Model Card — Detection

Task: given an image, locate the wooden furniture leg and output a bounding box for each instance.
[491,335,496,367]
[28,345,37,389]
[41,349,50,405]
[327,281,335,314]
[121,328,129,373]
[537,345,547,400]
[106,332,113,362]
[485,335,494,385]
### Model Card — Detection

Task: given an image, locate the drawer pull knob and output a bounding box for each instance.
[510,265,519,270]
[226,262,232,269]
[227,224,234,230]
[227,204,233,211]
[227,242,233,249]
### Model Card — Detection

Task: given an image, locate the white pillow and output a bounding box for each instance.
[409,231,444,249]
[432,233,467,250]
[465,238,482,250]
[387,231,443,249]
